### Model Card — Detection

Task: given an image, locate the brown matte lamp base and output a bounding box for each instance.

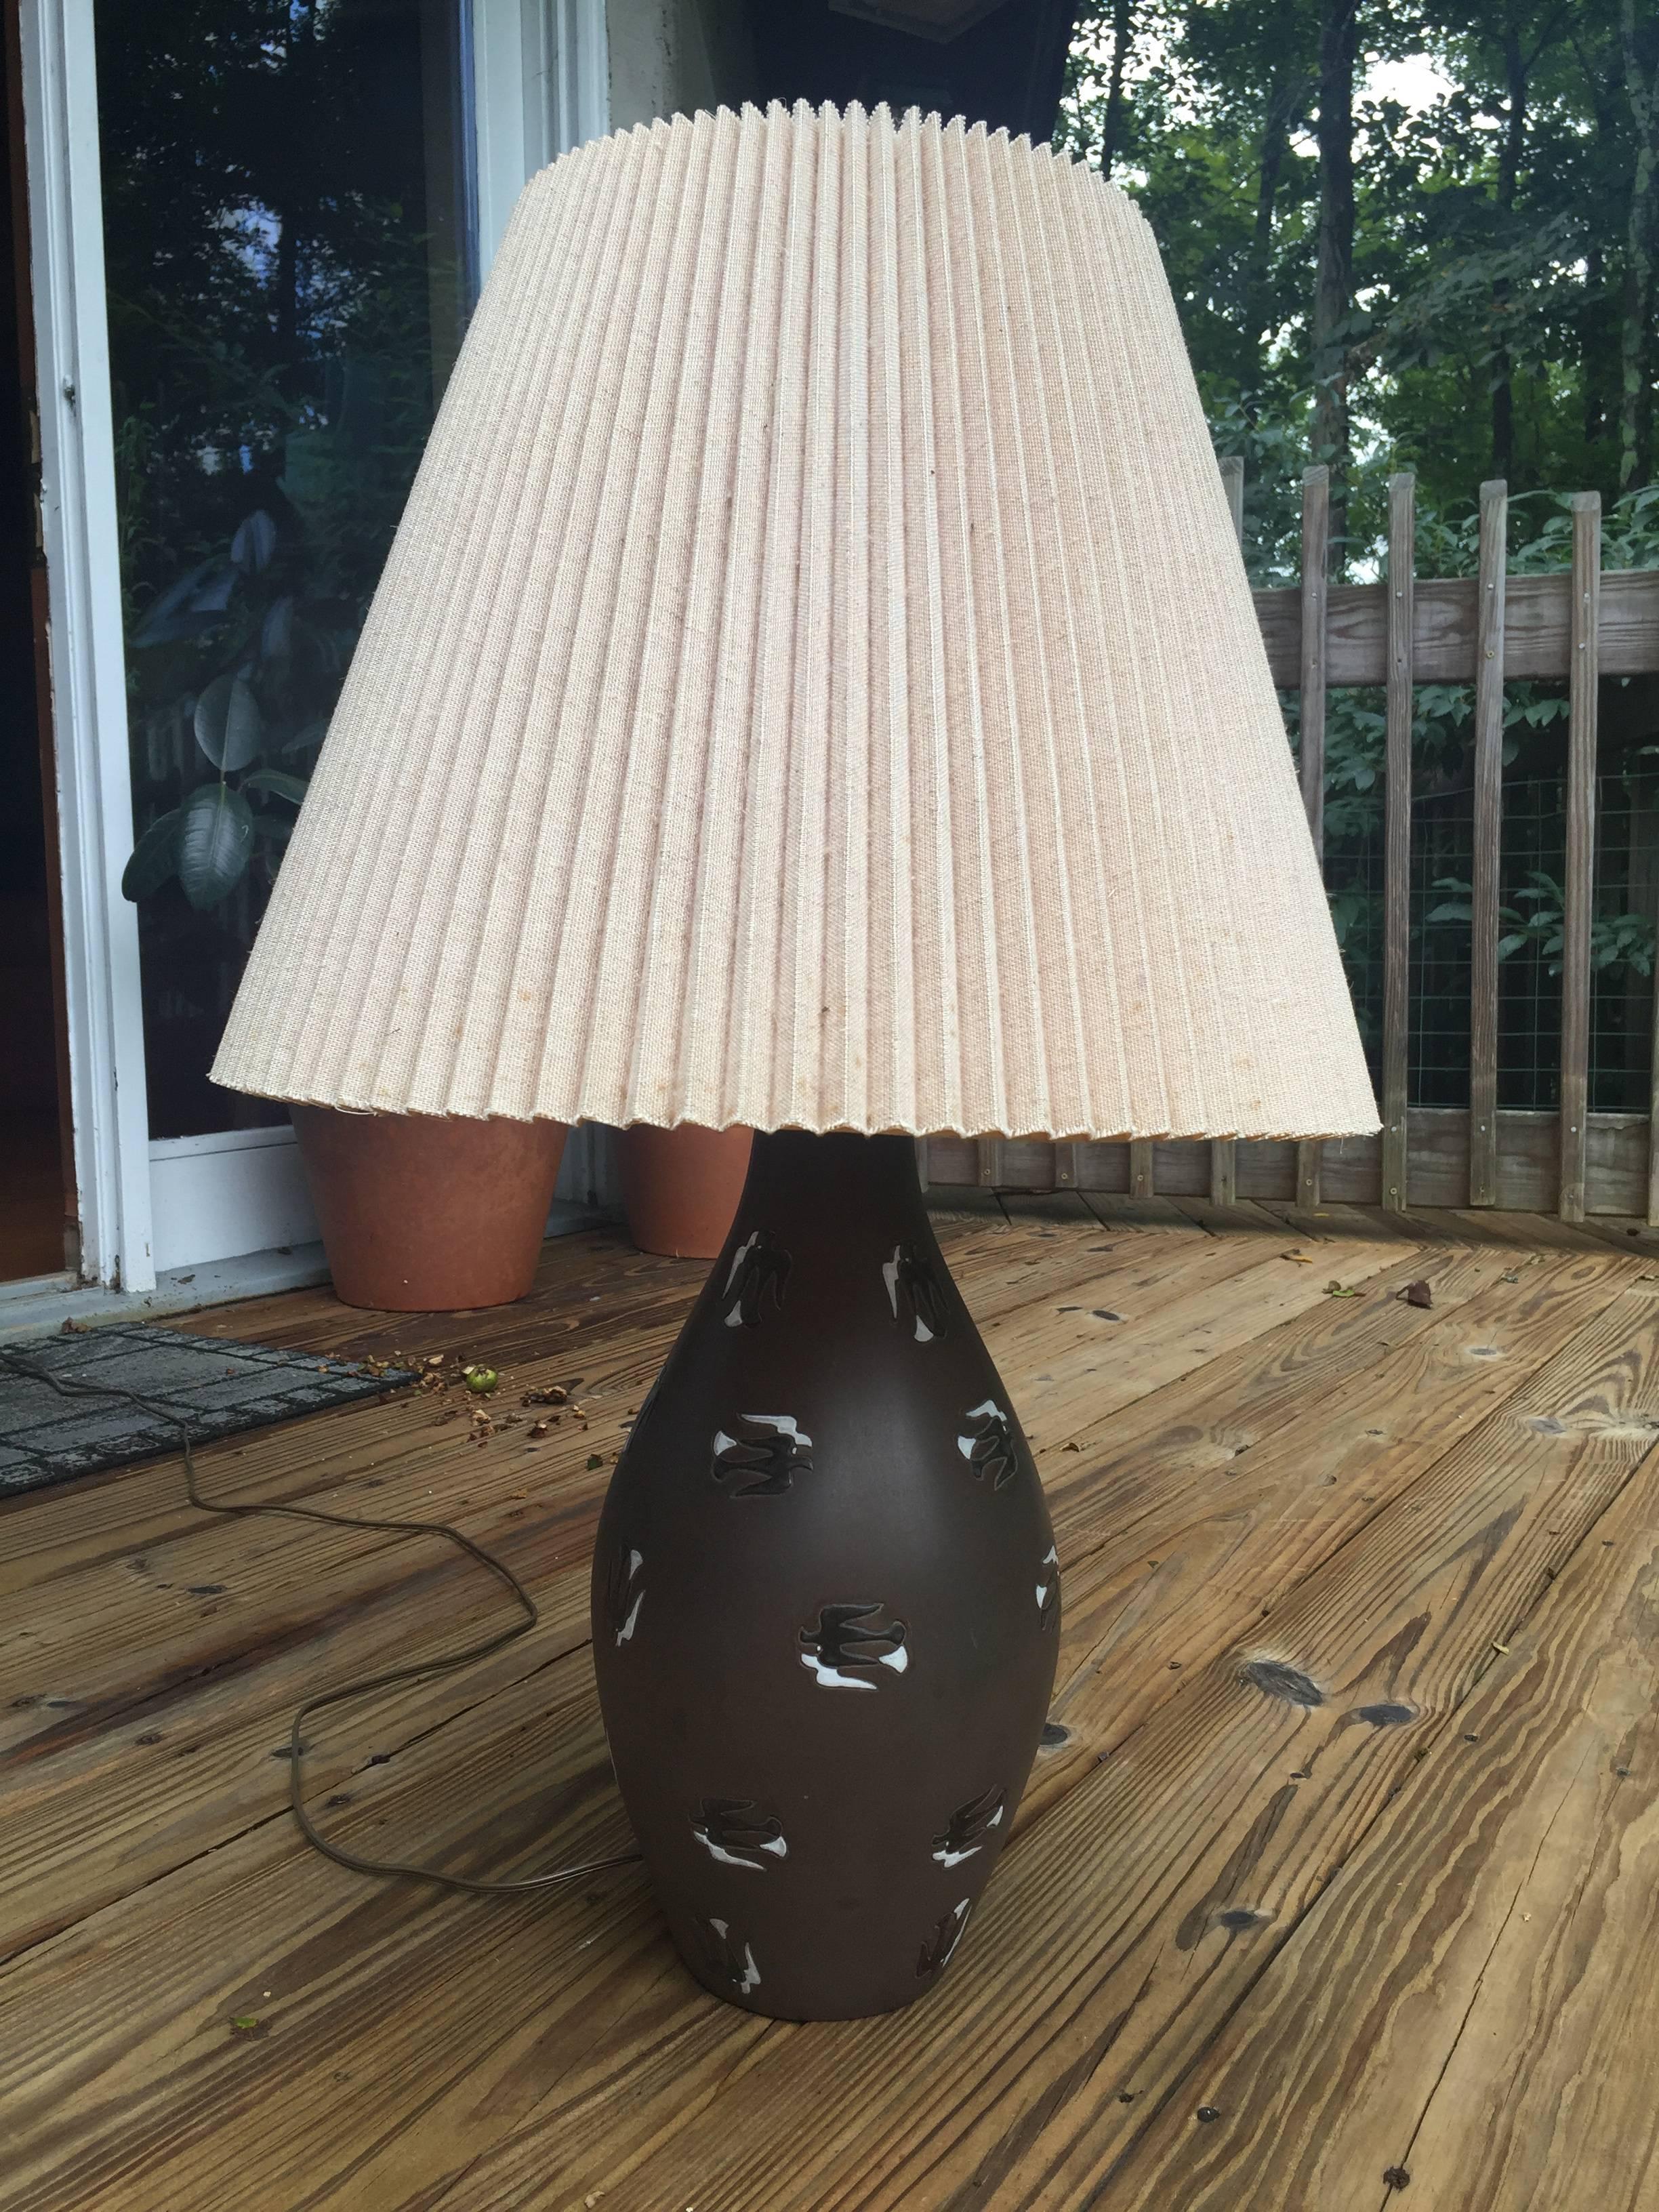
[592,1131,1059,2020]
[292,1106,567,1310]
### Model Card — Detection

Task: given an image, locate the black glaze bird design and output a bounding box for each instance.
[931,1784,1007,1866]
[720,1229,792,1328]
[883,1241,951,1343]
[691,1797,790,1870]
[957,1398,1019,1489]
[710,1414,814,1498]
[699,1915,762,1995]
[916,1900,971,1978]
[604,1544,644,1645]
[798,1601,909,1688]
[1037,1543,1059,1629]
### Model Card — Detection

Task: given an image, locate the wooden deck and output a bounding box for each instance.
[6,1192,1659,2210]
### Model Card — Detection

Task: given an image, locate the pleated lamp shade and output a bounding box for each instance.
[213,102,1378,1143]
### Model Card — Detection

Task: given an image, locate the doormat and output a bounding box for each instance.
[0,1326,415,1498]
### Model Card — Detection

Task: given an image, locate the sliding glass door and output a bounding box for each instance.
[100,0,475,1157]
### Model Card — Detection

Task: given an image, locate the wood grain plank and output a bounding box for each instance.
[1091,1408,1659,2212]
[1381,472,1414,1214]
[1026,1244,1631,1817]
[1561,493,1601,1223]
[1469,478,1508,1206]
[0,1646,661,2212]
[1208,1140,1237,1206]
[1252,564,1659,688]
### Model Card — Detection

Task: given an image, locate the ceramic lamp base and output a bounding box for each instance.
[591,1132,1059,2020]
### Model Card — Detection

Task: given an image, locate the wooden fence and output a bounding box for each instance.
[924,462,1659,1221]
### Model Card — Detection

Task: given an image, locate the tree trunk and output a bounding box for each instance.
[1492,22,1527,481]
[1584,243,1608,449]
[1312,0,1358,571]
[1620,0,1658,489]
[1099,0,1133,182]
[1247,73,1296,371]
[272,4,316,377]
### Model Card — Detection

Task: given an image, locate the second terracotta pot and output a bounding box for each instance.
[292,1105,567,1310]
[620,1123,753,1260]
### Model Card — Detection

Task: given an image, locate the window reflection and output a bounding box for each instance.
[100,0,472,1136]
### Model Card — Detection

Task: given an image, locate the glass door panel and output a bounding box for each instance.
[96,0,474,1138]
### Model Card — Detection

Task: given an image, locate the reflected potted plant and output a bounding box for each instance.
[121,503,567,1310]
[121,506,330,912]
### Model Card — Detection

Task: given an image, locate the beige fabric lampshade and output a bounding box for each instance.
[213,102,1378,1143]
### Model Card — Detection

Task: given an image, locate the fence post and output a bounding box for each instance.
[1559,492,1600,1223]
[1468,480,1507,1206]
[1211,453,1246,1208]
[1298,465,1330,1208]
[1380,473,1414,1215]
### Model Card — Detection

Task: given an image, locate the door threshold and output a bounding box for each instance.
[0,1268,77,1305]
[0,1202,619,1343]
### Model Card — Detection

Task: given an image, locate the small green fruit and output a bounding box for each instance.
[464,1365,499,1394]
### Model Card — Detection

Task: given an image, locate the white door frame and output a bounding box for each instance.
[17,0,610,1289]
[475,0,611,274]
[18,0,155,1291]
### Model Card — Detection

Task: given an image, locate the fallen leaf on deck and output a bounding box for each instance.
[1400,1279,1433,1309]
[586,1454,604,1470]
[1282,1250,1313,1264]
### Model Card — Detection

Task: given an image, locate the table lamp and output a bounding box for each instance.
[214,102,1377,2022]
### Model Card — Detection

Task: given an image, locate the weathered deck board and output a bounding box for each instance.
[1096,1391,1659,2211]
[1,1206,1656,2212]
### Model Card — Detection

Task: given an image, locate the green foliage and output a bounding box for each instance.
[1427,870,1657,978]
[1060,0,1658,530]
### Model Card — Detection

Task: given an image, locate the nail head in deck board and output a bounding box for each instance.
[1381,472,1416,1218]
[1469,480,1508,1208]
[1560,494,1600,1225]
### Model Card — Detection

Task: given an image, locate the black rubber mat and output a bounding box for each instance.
[0,1326,413,1497]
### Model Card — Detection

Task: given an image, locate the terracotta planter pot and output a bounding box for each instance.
[620,1122,752,1260]
[292,1106,567,1311]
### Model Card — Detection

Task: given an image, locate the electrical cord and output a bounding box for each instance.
[0,1346,642,1896]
